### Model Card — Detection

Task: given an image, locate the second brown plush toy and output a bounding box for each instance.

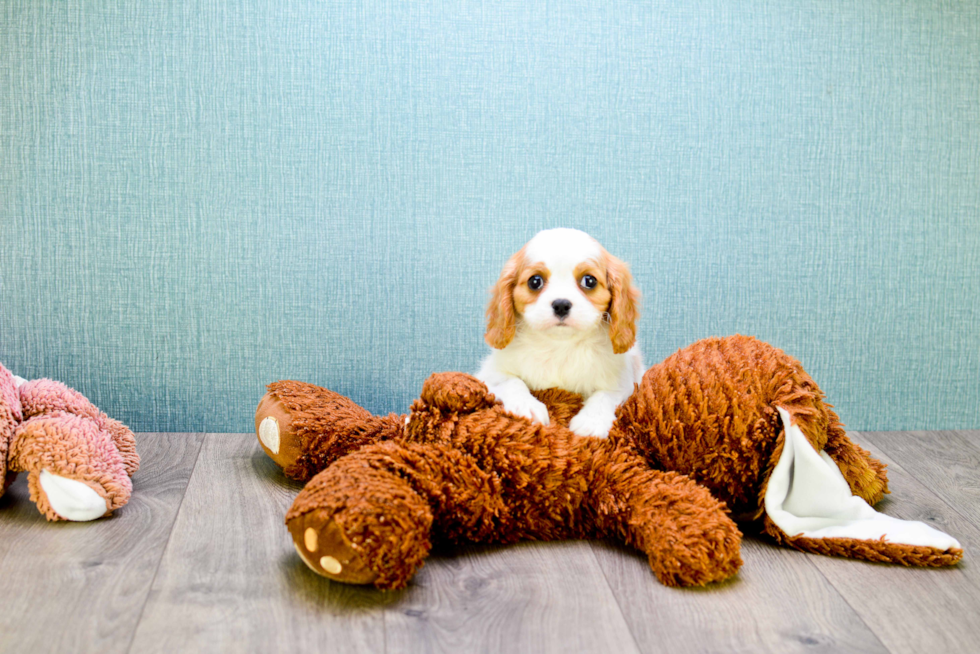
[256,335,962,590]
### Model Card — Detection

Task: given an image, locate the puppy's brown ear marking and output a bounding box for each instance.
[605,253,640,354]
[485,247,524,349]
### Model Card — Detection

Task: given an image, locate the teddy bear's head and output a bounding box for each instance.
[406,372,589,445]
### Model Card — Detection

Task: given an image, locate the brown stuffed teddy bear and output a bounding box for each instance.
[255,336,962,590]
[1,363,140,521]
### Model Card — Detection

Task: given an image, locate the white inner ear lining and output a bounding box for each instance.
[765,407,960,550]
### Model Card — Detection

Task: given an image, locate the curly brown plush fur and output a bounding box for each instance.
[257,335,961,590]
[276,374,742,590]
[612,336,959,566]
[613,335,887,518]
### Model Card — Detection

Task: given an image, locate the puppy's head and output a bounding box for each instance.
[485,228,640,354]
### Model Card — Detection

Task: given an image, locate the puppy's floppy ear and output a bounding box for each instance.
[485,247,524,349]
[605,252,641,354]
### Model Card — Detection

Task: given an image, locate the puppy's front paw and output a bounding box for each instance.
[569,405,615,438]
[502,395,551,426]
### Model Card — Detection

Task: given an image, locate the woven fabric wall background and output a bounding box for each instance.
[2,1,978,432]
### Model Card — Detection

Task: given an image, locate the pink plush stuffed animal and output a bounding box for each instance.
[0,363,139,521]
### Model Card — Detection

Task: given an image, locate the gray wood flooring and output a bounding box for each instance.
[1,430,978,654]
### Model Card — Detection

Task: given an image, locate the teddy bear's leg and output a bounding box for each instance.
[17,379,140,477]
[589,445,743,587]
[9,412,132,521]
[286,439,506,590]
[255,380,405,481]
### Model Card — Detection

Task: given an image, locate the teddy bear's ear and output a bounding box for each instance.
[605,252,641,355]
[484,247,525,349]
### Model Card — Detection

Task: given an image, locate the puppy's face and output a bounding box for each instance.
[485,228,640,353]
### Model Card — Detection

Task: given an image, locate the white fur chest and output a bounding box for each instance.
[492,325,624,396]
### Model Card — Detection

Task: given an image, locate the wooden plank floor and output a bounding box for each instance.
[1,430,978,654]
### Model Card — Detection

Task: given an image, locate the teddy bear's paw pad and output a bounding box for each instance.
[258,416,280,454]
[255,392,304,469]
[38,469,109,521]
[287,511,378,585]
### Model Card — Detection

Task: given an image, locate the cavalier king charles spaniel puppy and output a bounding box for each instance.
[476,228,643,438]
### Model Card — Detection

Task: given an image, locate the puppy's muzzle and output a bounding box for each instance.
[552,299,572,319]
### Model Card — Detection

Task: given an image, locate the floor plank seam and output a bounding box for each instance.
[587,542,644,654]
[802,553,893,653]
[122,433,208,654]
[382,601,389,654]
[893,472,980,536]
[817,431,972,653]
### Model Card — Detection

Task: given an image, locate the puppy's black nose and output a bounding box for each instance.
[552,299,572,319]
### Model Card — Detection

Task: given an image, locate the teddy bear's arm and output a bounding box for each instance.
[256,380,405,481]
[589,446,743,587]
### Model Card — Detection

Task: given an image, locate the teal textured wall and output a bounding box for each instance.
[2,1,978,432]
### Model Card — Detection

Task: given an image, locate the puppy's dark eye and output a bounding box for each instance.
[528,275,544,291]
[580,275,597,290]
